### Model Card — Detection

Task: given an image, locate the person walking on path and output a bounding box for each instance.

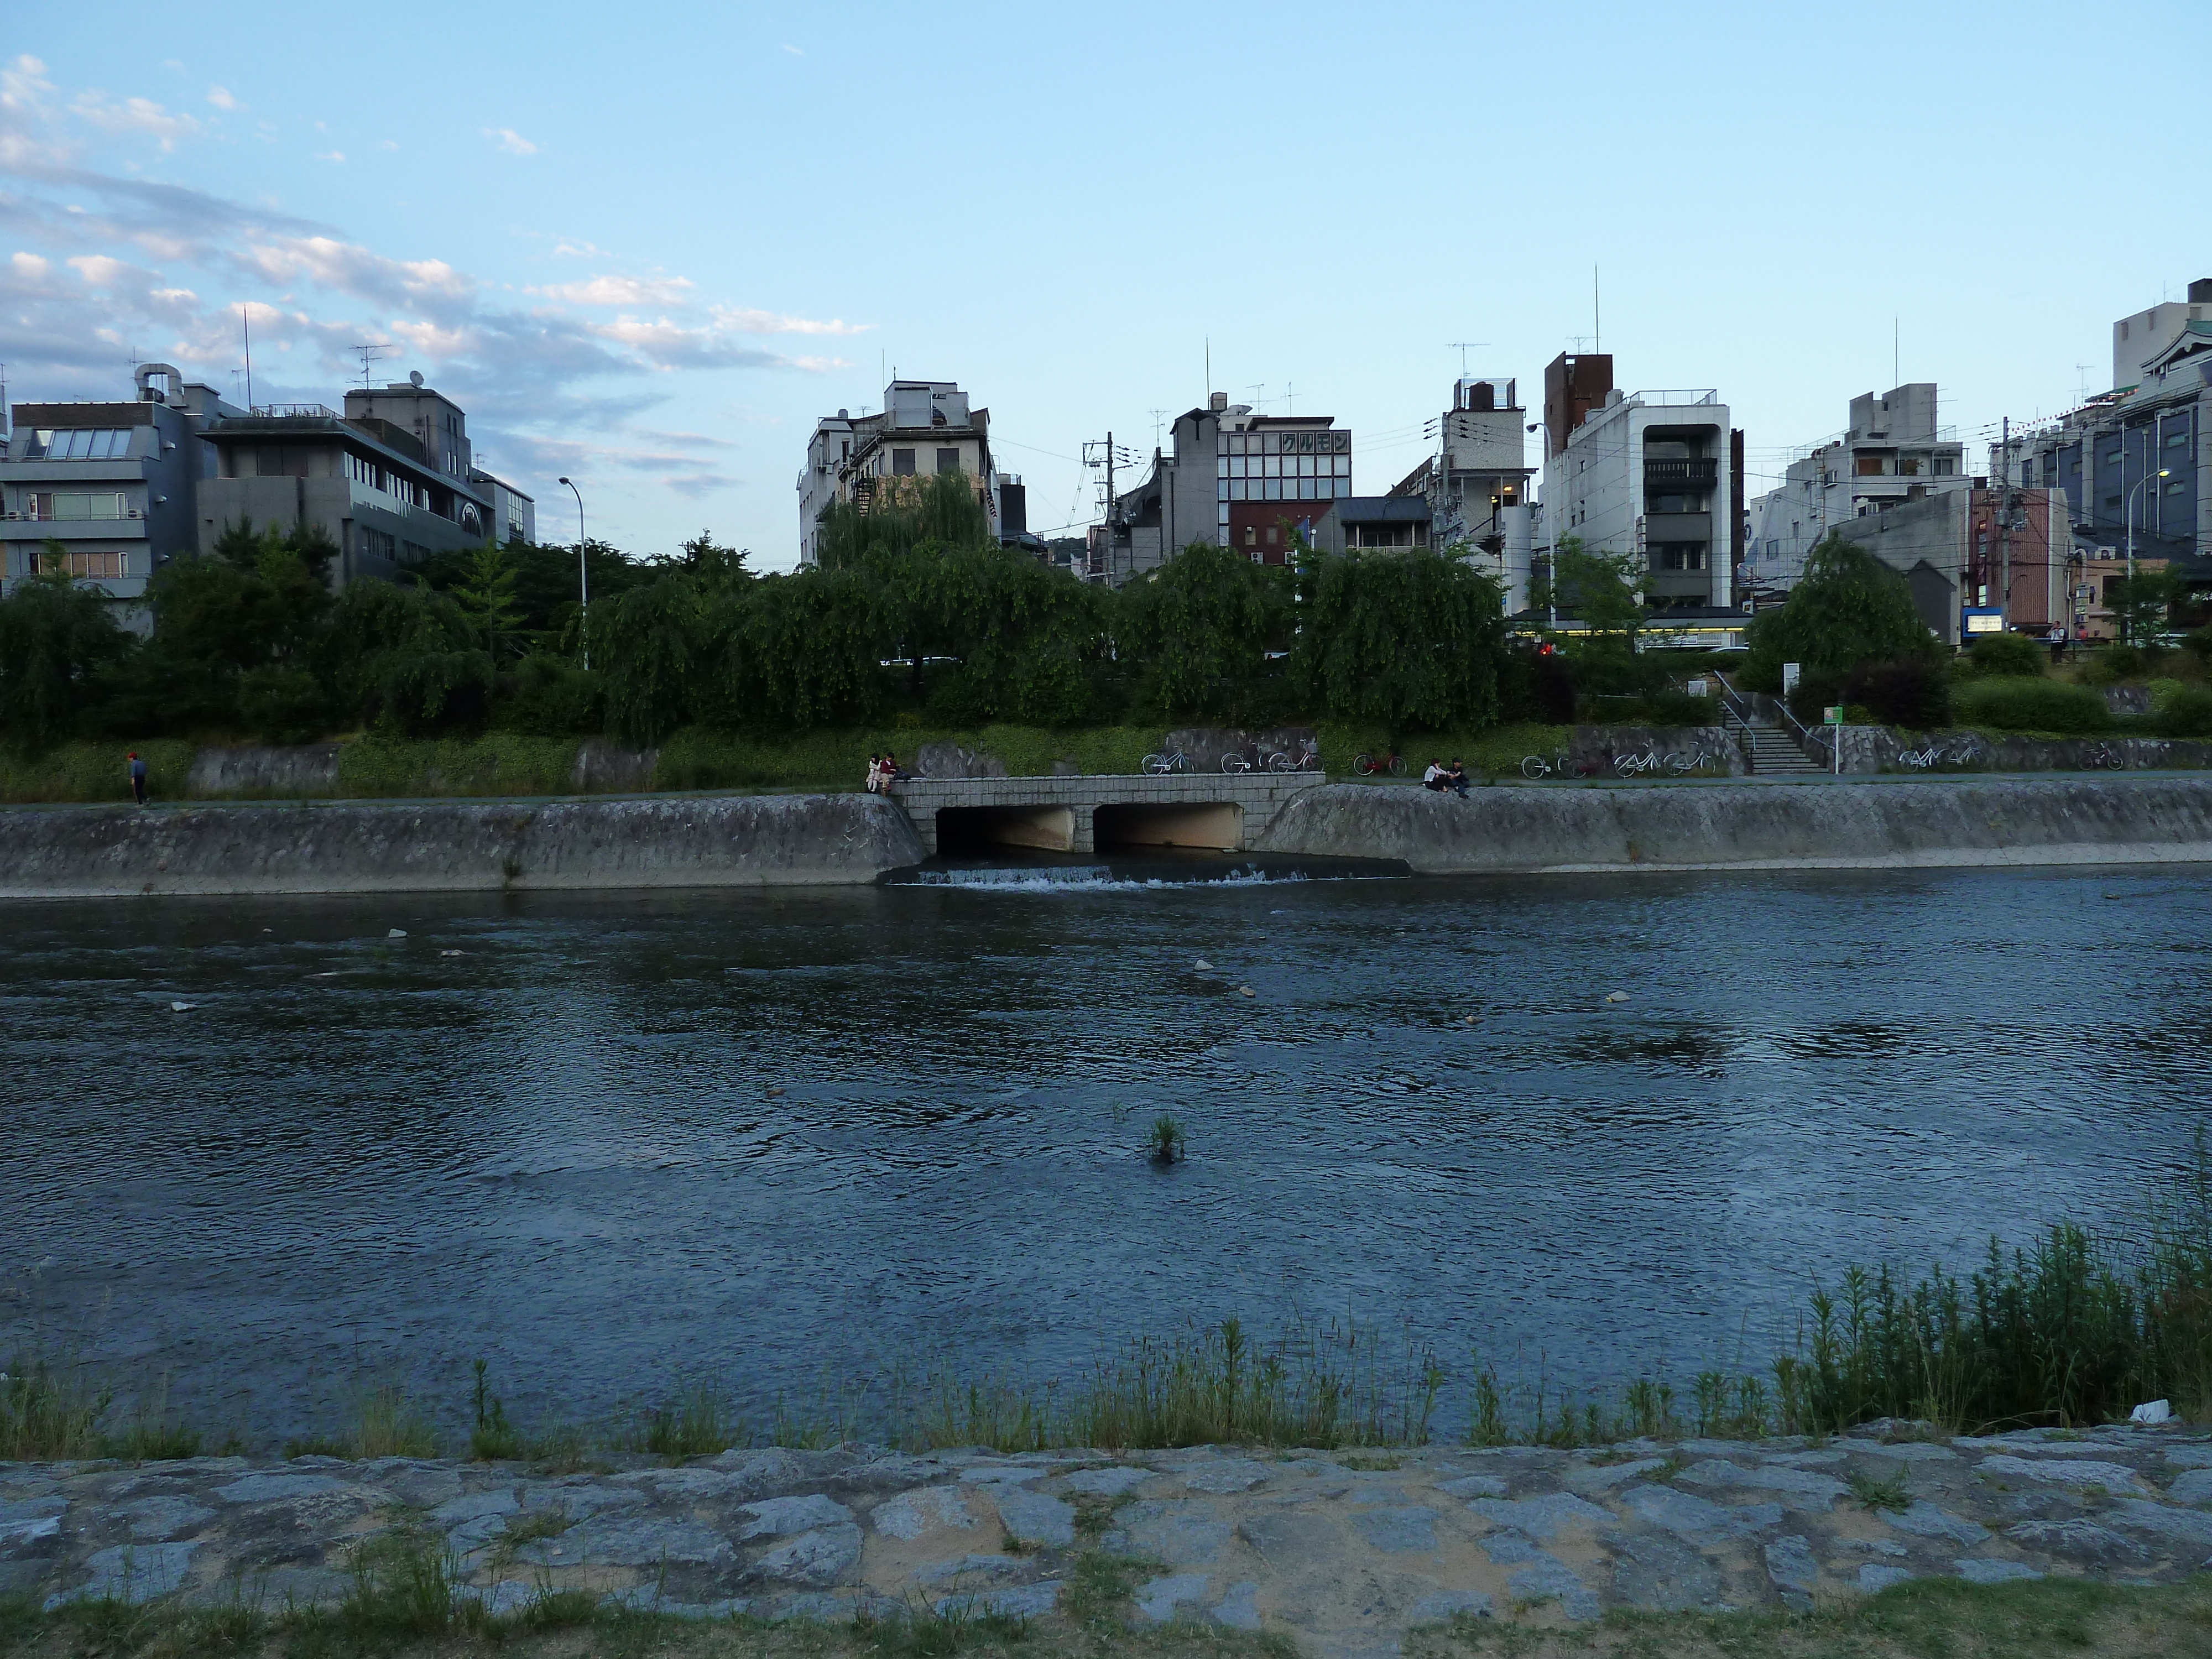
[127,751,149,806]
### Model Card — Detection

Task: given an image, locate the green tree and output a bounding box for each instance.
[321,580,492,735]
[138,519,338,730]
[1530,538,1644,646]
[1115,541,1292,722]
[448,541,526,662]
[1294,549,1507,734]
[2104,566,2182,647]
[0,559,134,750]
[588,575,702,747]
[1743,531,1934,689]
[811,472,992,569]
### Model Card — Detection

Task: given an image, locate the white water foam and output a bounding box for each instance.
[901,864,1308,894]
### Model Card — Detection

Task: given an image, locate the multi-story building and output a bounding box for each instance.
[1746,384,1970,590]
[195,376,498,583]
[1808,483,2069,644]
[468,468,538,546]
[1540,368,1741,612]
[1,363,244,611]
[1093,392,1355,580]
[797,379,998,564]
[1993,279,2210,623]
[1390,375,1536,605]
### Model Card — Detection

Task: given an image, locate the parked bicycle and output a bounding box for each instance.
[1219,751,1253,774]
[1270,738,1322,773]
[1666,749,1722,775]
[1141,749,1192,775]
[1354,750,1406,778]
[1614,749,1663,778]
[1520,750,1596,780]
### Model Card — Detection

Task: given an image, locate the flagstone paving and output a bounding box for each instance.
[6,1419,2212,1655]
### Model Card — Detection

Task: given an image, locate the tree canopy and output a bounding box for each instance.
[1744,531,1934,687]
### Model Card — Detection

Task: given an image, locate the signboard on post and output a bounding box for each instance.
[1824,705,1844,776]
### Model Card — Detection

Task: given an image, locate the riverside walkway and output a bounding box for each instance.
[8,1424,2212,1647]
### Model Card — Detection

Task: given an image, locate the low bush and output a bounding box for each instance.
[1964,632,2046,678]
[1950,677,2111,734]
[1845,656,1949,728]
[2154,684,2212,739]
[1643,689,1719,726]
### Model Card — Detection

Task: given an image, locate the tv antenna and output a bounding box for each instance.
[349,341,397,390]
[2074,363,2093,403]
[1448,342,1491,378]
[1149,408,1168,449]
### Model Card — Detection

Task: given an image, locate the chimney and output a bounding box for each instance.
[1209,391,1228,412]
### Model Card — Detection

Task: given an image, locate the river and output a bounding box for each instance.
[3,863,2207,1444]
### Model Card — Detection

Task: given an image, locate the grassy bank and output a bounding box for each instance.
[9,1134,2208,1463]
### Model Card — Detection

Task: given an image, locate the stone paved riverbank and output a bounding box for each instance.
[7,1421,2212,1653]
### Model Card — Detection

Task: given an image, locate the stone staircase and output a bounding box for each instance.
[1710,675,1830,776]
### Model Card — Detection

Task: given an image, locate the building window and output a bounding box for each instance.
[1899,457,1922,477]
[25,491,126,521]
[1658,545,1706,571]
[2168,479,2187,495]
[2168,429,2189,449]
[1854,456,1885,476]
[23,429,134,461]
[1244,526,1256,547]
[30,547,124,578]
[891,448,916,476]
[935,448,959,475]
[1265,526,1278,545]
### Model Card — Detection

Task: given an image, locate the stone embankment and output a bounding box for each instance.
[1259,775,2212,876]
[6,1425,2211,1648]
[0,794,924,899]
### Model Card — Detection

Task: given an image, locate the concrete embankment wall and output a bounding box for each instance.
[0,794,925,899]
[1256,777,2212,874]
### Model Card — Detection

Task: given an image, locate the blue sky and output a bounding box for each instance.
[4,2,2205,569]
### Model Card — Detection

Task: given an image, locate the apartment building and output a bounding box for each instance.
[195,376,498,583]
[797,379,998,564]
[1390,375,1537,605]
[1746,384,1970,590]
[1540,366,1741,612]
[0,363,244,609]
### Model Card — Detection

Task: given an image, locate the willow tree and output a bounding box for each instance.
[1744,531,1934,687]
[0,559,133,750]
[1114,541,1293,722]
[1294,549,1508,734]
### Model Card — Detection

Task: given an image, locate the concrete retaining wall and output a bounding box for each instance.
[0,794,925,899]
[1256,776,2212,875]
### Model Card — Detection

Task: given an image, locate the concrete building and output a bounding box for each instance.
[1540,372,1741,612]
[797,380,998,564]
[1093,393,1356,581]
[1746,384,1969,591]
[195,378,497,583]
[1389,375,1536,602]
[1816,484,2068,645]
[2112,279,2212,392]
[1991,279,2211,628]
[1,363,245,609]
[468,469,537,546]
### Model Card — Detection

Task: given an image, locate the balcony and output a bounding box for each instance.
[1644,458,1718,489]
[1642,512,1712,544]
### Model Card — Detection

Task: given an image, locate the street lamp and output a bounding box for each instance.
[2124,467,2172,644]
[557,476,588,668]
[1526,421,1556,628]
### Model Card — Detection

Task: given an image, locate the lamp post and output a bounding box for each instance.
[558,476,588,668]
[2124,466,2171,645]
[1526,420,1556,628]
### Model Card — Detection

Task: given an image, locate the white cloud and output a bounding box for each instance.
[781,44,804,56]
[207,85,239,111]
[66,253,131,285]
[484,127,538,156]
[531,273,696,306]
[70,90,201,150]
[712,304,870,336]
[378,138,399,152]
[11,251,51,279]
[314,150,345,163]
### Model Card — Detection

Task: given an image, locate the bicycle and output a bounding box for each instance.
[2083,742,2125,771]
[1613,749,1662,778]
[1666,749,1721,775]
[1142,749,1192,775]
[1269,739,1321,773]
[1520,750,1590,780]
[1354,751,1406,778]
[1219,752,1252,774]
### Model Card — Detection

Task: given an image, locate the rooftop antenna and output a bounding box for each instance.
[1283,380,1296,415]
[348,341,396,392]
[2074,363,2093,403]
[1448,342,1490,379]
[1149,408,1168,449]
[241,306,253,407]
[1204,337,1211,401]
[1,362,9,441]
[1593,265,1600,354]
[1247,382,1265,411]
[1893,316,1899,391]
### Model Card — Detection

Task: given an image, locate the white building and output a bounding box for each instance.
[1746,384,1968,594]
[1542,387,1739,613]
[1388,376,1537,605]
[2113,280,2212,392]
[797,380,997,564]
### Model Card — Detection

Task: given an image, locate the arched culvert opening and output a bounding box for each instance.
[935,805,1077,855]
[1093,802,1241,852]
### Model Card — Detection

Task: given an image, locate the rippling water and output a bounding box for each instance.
[3,863,2208,1441]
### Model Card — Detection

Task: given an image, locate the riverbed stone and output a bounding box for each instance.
[2164,1446,2212,1469]
[872,1485,974,1540]
[1352,1506,1439,1553]
[1135,1573,1209,1622]
[1955,1558,2041,1585]
[1617,1484,1780,1544]
[1765,1535,1820,1608]
[1883,1502,1990,1546]
[0,1516,61,1555]
[214,1474,383,1506]
[1410,1589,1493,1623]
[1468,1492,1612,1539]
[992,1488,1076,1547]
[601,1584,750,1620]
[2165,1469,2212,1506]
[915,1553,1031,1587]
[519,1480,646,1519]
[1436,1474,1511,1499]
[1859,1564,1917,1593]
[1562,1458,1665,1495]
[1237,1509,1338,1564]
[1507,1559,1598,1620]
[1107,1500,1232,1567]
[1853,1441,1960,1463]
[1976,1455,2147,1493]
[1211,1580,1261,1629]
[936,1582,1061,1619]
[516,1515,736,1569]
[1183,1459,1272,1494]
[2102,1499,2212,1548]
[738,1494,853,1540]
[751,1524,864,1586]
[119,1497,214,1541]
[1064,1466,1151,1498]
[45,1542,199,1607]
[1676,1459,1847,1507]
[1613,1531,1723,1611]
[2003,1518,2150,1564]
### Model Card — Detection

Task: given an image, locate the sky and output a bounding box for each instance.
[4,2,2207,571]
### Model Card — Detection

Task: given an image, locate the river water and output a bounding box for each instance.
[3,863,2208,1443]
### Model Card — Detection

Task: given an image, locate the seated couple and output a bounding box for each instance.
[865,753,910,794]
[1422,758,1470,798]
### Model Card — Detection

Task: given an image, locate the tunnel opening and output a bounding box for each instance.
[1093,801,1242,853]
[935,805,1077,855]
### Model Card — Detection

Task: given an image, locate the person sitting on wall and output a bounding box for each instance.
[884,752,911,785]
[865,753,883,794]
[1445,758,1470,799]
[1422,759,1449,792]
